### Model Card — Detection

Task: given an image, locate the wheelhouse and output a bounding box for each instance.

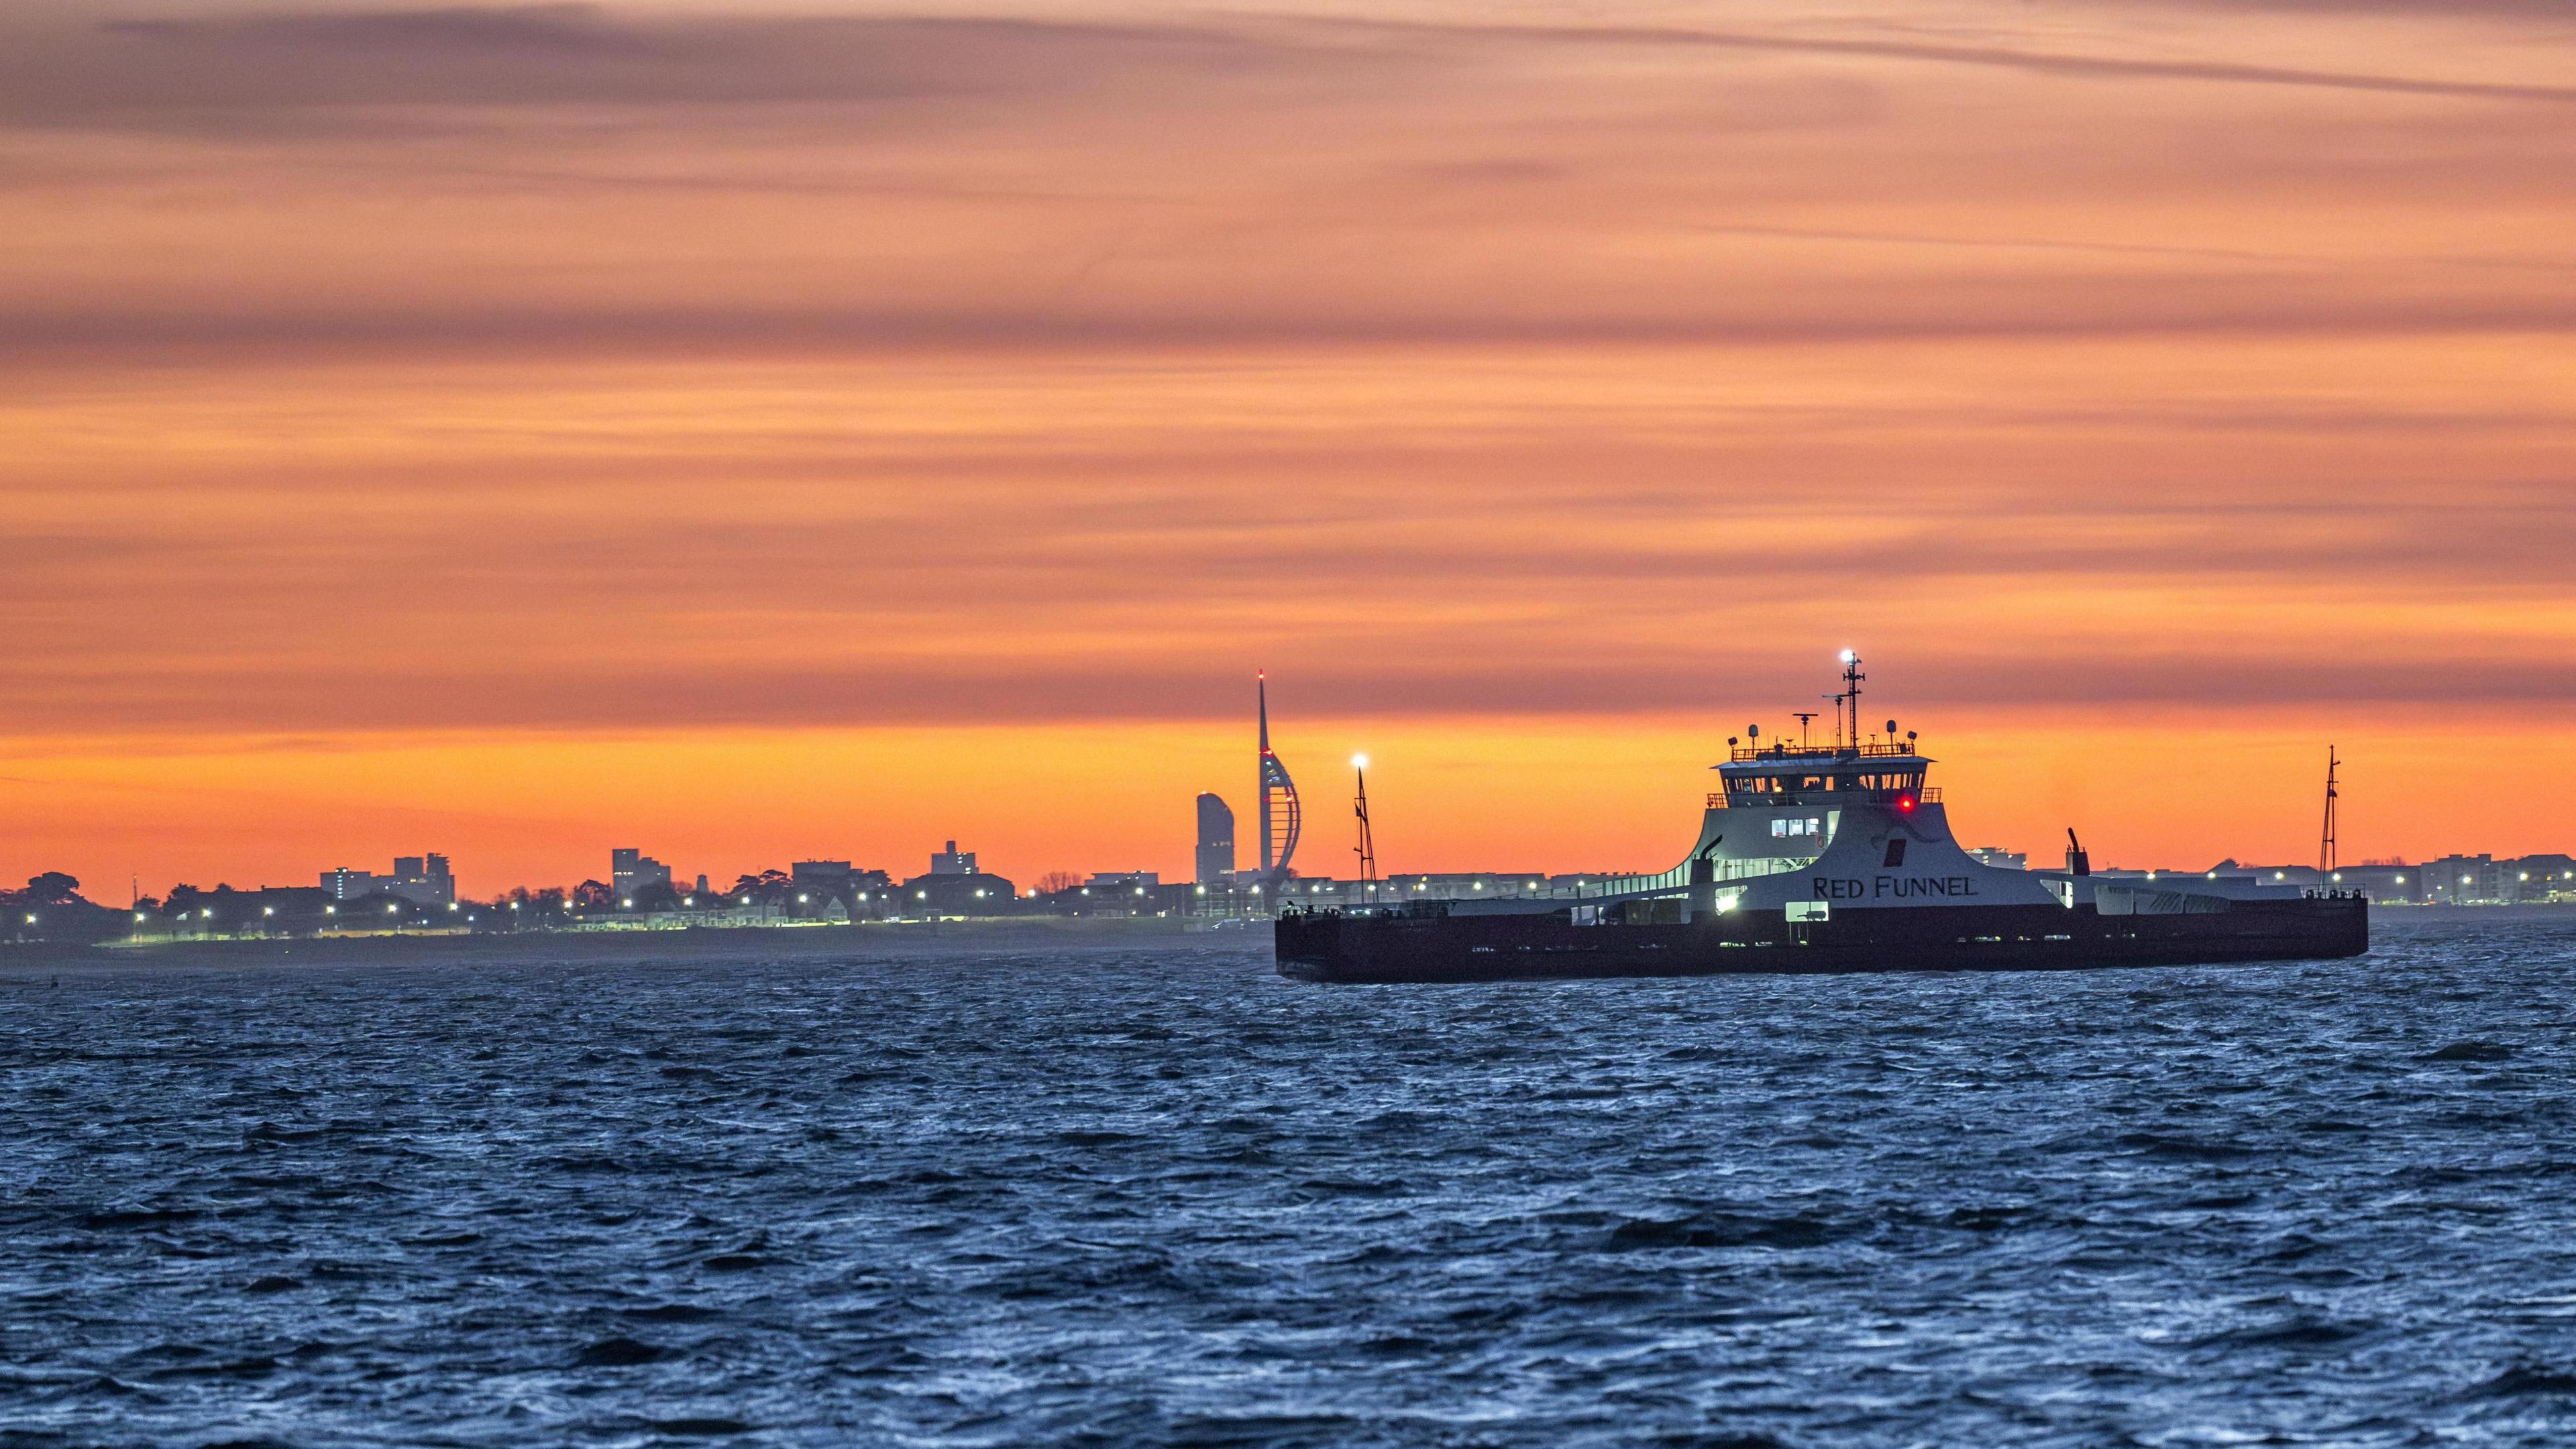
[1711,743,1935,810]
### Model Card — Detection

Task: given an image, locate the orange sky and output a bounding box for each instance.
[3,1,2573,897]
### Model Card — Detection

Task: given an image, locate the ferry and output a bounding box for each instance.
[1274,655,2368,983]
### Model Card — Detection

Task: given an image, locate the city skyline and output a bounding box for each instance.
[26,700,2573,906]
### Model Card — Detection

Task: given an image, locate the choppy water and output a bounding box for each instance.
[7,912,2576,1448]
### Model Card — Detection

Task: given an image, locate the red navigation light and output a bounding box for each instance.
[1898,796,1917,813]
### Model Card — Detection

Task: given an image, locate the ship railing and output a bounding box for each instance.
[1709,784,1940,808]
[1728,742,1917,763]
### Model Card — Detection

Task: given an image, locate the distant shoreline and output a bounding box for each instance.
[0,914,1257,971]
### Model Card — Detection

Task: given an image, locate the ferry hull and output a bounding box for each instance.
[1274,898,2368,983]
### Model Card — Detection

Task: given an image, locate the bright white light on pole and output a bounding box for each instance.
[1352,754,1368,770]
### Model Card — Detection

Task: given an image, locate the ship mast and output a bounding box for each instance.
[1351,755,1378,889]
[1827,649,1865,750]
[2320,746,2339,873]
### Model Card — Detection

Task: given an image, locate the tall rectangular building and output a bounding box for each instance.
[1195,793,1235,883]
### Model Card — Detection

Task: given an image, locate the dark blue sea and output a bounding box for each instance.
[7,911,2576,1448]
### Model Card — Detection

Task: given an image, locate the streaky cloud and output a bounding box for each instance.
[1352,15,2576,105]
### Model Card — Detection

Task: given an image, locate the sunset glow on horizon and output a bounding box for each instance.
[6,0,2573,896]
